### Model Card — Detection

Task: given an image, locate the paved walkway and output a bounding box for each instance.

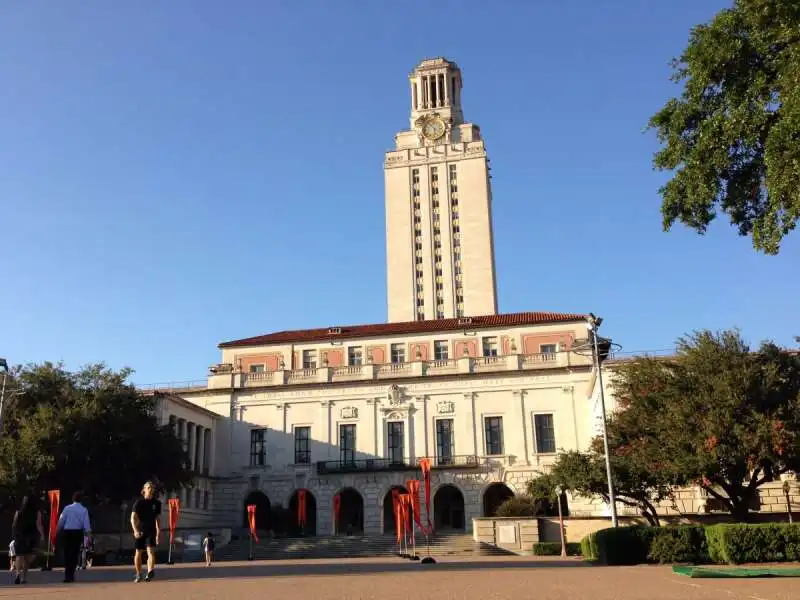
[1,556,796,599]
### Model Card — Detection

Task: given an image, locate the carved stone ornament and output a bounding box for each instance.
[437,400,455,415]
[340,406,359,419]
[387,384,405,406]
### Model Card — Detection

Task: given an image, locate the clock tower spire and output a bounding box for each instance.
[384,58,498,323]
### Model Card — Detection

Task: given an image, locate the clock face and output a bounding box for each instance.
[421,117,446,141]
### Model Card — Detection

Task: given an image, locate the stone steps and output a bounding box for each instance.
[213,533,514,561]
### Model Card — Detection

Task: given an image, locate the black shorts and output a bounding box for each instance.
[134,531,157,551]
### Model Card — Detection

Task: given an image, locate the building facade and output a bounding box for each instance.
[174,312,606,535]
[385,58,498,322]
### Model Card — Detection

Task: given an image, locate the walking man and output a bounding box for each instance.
[131,481,161,583]
[56,491,91,583]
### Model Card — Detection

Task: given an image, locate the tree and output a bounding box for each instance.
[648,0,800,254]
[543,446,675,527]
[0,362,193,504]
[609,330,800,521]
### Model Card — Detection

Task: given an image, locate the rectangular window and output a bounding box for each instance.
[249,429,266,466]
[540,344,557,355]
[249,364,264,373]
[339,424,356,465]
[348,346,363,365]
[436,419,455,465]
[484,417,504,456]
[391,343,405,363]
[534,414,556,454]
[302,350,317,369]
[433,340,449,360]
[294,426,311,464]
[482,336,498,357]
[387,421,405,465]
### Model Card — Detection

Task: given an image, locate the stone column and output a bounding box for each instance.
[443,73,449,106]
[513,390,529,465]
[196,425,205,476]
[187,422,196,471]
[366,399,377,457]
[464,393,478,457]
[320,401,332,459]
[203,429,211,474]
[178,419,186,451]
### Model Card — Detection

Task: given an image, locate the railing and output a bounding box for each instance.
[316,454,482,475]
[317,458,419,475]
[141,351,587,392]
[137,380,208,392]
[432,454,480,468]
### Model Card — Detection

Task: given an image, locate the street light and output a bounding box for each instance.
[553,484,567,557]
[0,358,25,434]
[585,315,619,528]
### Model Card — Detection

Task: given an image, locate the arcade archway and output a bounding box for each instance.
[482,483,514,517]
[242,490,271,531]
[382,485,409,534]
[336,488,364,535]
[433,484,465,531]
[289,489,318,536]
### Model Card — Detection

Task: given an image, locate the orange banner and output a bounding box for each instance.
[419,458,434,533]
[47,490,60,549]
[391,488,401,542]
[247,504,259,543]
[168,498,181,544]
[399,493,411,537]
[332,493,341,533]
[406,479,425,533]
[297,490,307,526]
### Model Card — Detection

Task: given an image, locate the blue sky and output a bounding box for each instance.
[2,0,797,386]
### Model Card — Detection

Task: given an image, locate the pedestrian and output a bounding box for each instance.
[131,481,161,583]
[8,540,15,572]
[11,495,45,585]
[55,491,92,583]
[202,532,215,567]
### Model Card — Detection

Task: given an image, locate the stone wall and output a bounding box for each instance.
[471,517,539,553]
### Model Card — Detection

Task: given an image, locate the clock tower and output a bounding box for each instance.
[384,58,498,322]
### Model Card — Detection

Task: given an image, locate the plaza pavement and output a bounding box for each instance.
[1,555,796,600]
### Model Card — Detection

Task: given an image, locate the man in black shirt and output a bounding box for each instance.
[130,481,161,583]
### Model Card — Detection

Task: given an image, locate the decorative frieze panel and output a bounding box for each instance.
[340,406,359,419]
[437,400,455,414]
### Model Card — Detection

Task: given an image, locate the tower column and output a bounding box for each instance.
[443,73,449,106]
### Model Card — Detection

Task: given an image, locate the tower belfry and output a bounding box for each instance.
[384,58,498,323]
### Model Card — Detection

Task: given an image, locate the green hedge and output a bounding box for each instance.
[532,542,582,556]
[579,523,800,565]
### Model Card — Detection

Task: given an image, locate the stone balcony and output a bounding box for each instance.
[205,351,591,390]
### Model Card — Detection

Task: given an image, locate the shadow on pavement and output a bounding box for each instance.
[1,558,592,588]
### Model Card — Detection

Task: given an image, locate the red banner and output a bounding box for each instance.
[406,479,425,533]
[332,494,341,533]
[399,493,411,538]
[47,490,60,549]
[419,458,434,533]
[168,498,181,544]
[247,504,259,543]
[391,488,401,542]
[297,490,307,526]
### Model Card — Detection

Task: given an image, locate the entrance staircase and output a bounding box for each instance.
[213,531,515,562]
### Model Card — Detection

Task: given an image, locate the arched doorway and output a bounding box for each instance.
[336,488,363,535]
[382,485,408,534]
[482,483,514,517]
[433,485,465,531]
[289,489,318,536]
[243,490,271,531]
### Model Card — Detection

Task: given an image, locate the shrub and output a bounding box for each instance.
[593,525,656,565]
[494,496,545,517]
[532,542,582,556]
[705,523,800,564]
[647,526,708,564]
[580,532,598,561]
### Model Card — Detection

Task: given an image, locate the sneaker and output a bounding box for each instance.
[13,575,20,585]
[134,574,143,583]
[145,571,154,582]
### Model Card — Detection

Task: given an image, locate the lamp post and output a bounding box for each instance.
[0,358,25,435]
[119,502,128,558]
[554,484,567,557]
[586,314,619,528]
[783,480,793,524]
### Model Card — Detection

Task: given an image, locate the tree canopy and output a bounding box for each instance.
[0,362,193,505]
[539,329,800,523]
[648,0,800,254]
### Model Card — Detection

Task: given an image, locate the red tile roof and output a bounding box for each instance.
[219,311,588,348]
